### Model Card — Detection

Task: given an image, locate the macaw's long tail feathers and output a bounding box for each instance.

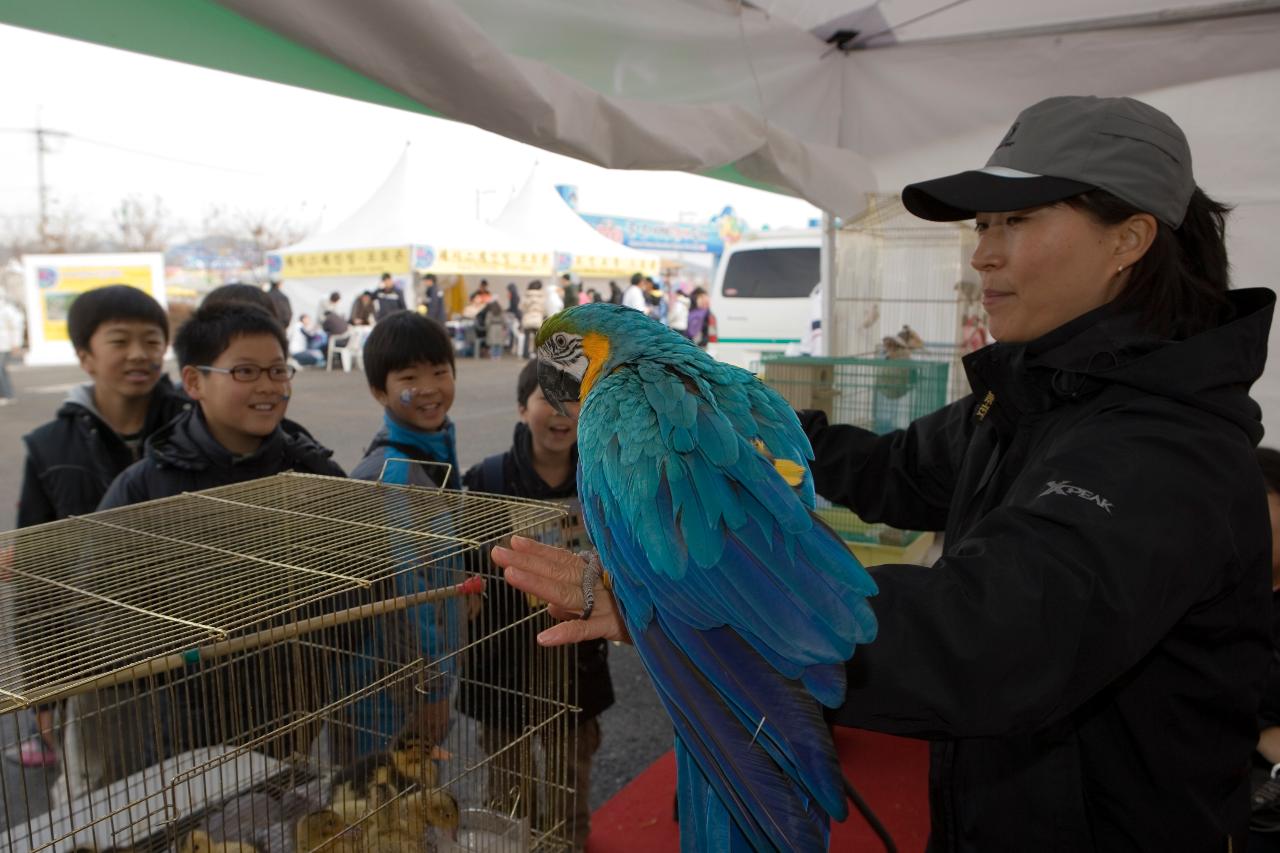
[676,742,767,853]
[634,618,837,851]
[663,617,849,822]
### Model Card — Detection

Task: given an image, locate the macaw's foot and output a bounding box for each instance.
[576,550,605,620]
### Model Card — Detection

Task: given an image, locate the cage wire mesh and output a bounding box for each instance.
[831,194,984,405]
[760,194,981,554]
[0,472,585,853]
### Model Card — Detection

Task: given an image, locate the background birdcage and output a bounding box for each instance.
[0,472,583,852]
[831,193,983,405]
[760,352,950,565]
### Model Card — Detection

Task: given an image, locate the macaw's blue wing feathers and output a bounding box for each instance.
[568,306,878,852]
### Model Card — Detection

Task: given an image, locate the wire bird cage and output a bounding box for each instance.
[760,353,950,562]
[0,472,584,853]
[831,193,985,405]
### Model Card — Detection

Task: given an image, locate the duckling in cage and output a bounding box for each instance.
[0,473,580,852]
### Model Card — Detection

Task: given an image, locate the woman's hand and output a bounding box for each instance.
[493,535,630,646]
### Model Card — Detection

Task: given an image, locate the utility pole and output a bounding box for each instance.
[4,112,70,247]
[35,118,50,245]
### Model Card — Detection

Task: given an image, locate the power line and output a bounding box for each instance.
[67,133,265,176]
[0,126,265,175]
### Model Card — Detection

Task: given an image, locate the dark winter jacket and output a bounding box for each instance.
[82,406,345,772]
[18,377,190,527]
[373,287,407,321]
[806,288,1275,852]
[98,407,344,510]
[459,423,615,727]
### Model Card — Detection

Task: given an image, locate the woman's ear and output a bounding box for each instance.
[1116,212,1158,269]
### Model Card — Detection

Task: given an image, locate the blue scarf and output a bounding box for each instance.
[380,411,460,488]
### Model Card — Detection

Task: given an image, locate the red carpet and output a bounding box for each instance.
[587,728,930,852]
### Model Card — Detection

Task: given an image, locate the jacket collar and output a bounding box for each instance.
[962,288,1274,443]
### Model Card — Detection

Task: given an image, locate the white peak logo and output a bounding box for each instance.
[1038,480,1113,514]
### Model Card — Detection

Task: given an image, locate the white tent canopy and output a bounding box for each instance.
[492,168,661,281]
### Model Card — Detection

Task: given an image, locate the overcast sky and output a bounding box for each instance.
[0,23,821,241]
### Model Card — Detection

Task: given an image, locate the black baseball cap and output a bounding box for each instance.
[902,96,1195,228]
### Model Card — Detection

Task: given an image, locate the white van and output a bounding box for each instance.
[708,233,820,370]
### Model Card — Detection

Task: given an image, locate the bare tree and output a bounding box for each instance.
[110,195,173,251]
[197,204,316,266]
[236,209,314,254]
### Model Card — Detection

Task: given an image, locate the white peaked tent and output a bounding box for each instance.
[493,169,661,283]
[270,147,550,312]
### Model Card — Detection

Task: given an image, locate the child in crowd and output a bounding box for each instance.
[348,311,462,751]
[55,302,343,797]
[461,359,615,851]
[12,285,189,768]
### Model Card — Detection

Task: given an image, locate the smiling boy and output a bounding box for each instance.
[62,302,344,796]
[461,359,614,851]
[346,311,461,753]
[350,311,459,488]
[12,285,188,768]
[98,301,343,508]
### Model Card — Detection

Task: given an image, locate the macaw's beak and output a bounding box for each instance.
[537,358,579,417]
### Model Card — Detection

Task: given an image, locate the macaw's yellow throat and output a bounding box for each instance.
[579,332,611,399]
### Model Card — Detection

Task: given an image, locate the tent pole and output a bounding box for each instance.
[820,210,837,357]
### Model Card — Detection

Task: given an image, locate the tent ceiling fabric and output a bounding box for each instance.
[2,0,1278,218]
[743,0,1268,45]
[215,0,877,216]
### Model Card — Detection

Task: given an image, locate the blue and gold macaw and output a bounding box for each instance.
[535,303,878,851]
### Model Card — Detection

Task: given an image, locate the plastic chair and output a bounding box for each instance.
[326,334,363,373]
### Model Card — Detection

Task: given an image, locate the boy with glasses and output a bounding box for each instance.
[98,301,343,507]
[57,302,344,798]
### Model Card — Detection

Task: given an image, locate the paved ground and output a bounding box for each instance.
[0,357,671,830]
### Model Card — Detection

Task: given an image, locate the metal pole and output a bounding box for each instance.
[820,211,837,357]
[35,120,48,245]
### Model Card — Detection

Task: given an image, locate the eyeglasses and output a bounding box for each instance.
[197,364,296,382]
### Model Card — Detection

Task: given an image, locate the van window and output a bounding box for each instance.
[721,248,819,299]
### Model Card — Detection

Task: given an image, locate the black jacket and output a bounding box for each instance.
[459,424,615,727]
[18,377,190,527]
[98,407,345,510]
[805,289,1274,852]
[373,288,407,321]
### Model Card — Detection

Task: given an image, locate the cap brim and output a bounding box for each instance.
[902,170,1097,221]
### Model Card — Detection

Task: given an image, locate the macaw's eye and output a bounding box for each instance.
[554,333,567,348]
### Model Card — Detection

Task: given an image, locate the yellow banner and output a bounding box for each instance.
[278,246,411,279]
[39,266,156,343]
[424,247,551,276]
[570,253,660,278]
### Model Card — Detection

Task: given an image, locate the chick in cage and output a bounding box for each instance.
[0,474,577,853]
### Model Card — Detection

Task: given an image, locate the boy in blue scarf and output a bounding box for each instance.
[349,310,462,755]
